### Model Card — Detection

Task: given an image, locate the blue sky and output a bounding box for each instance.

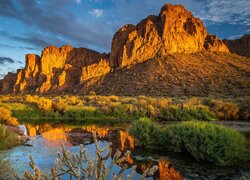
[0,0,250,78]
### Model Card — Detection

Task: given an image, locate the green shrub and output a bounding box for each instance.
[160,107,216,121]
[188,108,216,121]
[0,125,20,150]
[130,118,160,148]
[130,119,248,165]
[164,121,247,165]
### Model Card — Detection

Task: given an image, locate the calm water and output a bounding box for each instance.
[0,122,249,179]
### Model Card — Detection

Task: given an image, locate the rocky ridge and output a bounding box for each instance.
[0,4,249,96]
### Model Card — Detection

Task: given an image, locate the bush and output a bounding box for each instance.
[0,125,20,150]
[205,99,239,120]
[130,118,160,148]
[160,107,192,121]
[164,121,247,165]
[67,96,80,105]
[160,106,216,121]
[36,98,53,111]
[0,107,19,126]
[130,119,248,165]
[52,101,66,115]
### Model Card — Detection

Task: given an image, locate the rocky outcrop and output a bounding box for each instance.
[14,54,41,92]
[0,4,249,96]
[6,46,110,94]
[0,72,18,94]
[224,34,250,57]
[110,4,229,67]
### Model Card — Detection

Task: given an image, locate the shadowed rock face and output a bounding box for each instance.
[0,4,249,96]
[224,34,250,57]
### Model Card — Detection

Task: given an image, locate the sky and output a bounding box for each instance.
[0,0,250,78]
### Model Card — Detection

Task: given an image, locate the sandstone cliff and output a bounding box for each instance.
[110,4,229,67]
[10,46,110,94]
[0,4,249,96]
[224,34,250,57]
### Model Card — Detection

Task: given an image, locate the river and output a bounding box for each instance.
[0,122,249,179]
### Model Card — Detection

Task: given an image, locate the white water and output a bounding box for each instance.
[18,125,27,136]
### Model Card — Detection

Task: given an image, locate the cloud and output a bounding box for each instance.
[0,0,249,54]
[0,57,15,64]
[0,43,37,50]
[193,0,250,25]
[89,9,103,17]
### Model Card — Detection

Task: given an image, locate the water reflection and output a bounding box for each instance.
[0,123,249,179]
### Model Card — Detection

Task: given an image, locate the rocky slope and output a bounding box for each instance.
[0,4,249,96]
[224,34,250,57]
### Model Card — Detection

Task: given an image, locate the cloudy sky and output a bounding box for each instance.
[0,0,250,78]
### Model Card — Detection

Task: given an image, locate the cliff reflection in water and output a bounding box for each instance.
[25,123,182,179]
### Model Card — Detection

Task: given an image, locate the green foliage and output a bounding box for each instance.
[160,107,215,121]
[0,95,248,124]
[130,118,160,148]
[0,125,20,150]
[163,121,247,165]
[130,119,248,165]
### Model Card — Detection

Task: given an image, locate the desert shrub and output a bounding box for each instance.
[130,119,248,165]
[182,97,202,109]
[108,107,127,117]
[160,106,216,121]
[89,91,96,96]
[67,96,80,105]
[24,94,38,104]
[157,98,172,108]
[0,107,19,126]
[205,99,239,120]
[162,121,247,165]
[235,97,250,121]
[108,95,119,102]
[36,98,53,111]
[160,107,192,121]
[0,125,20,150]
[52,101,66,115]
[137,99,148,106]
[130,118,160,148]
[188,107,216,121]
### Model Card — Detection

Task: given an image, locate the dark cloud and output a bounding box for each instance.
[0,43,37,50]
[0,57,15,64]
[0,0,111,52]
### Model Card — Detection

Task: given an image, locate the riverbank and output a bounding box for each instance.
[0,95,249,124]
[0,125,28,150]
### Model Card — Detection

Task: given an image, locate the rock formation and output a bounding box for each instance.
[11,46,110,93]
[110,4,229,67]
[224,34,250,57]
[0,4,249,96]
